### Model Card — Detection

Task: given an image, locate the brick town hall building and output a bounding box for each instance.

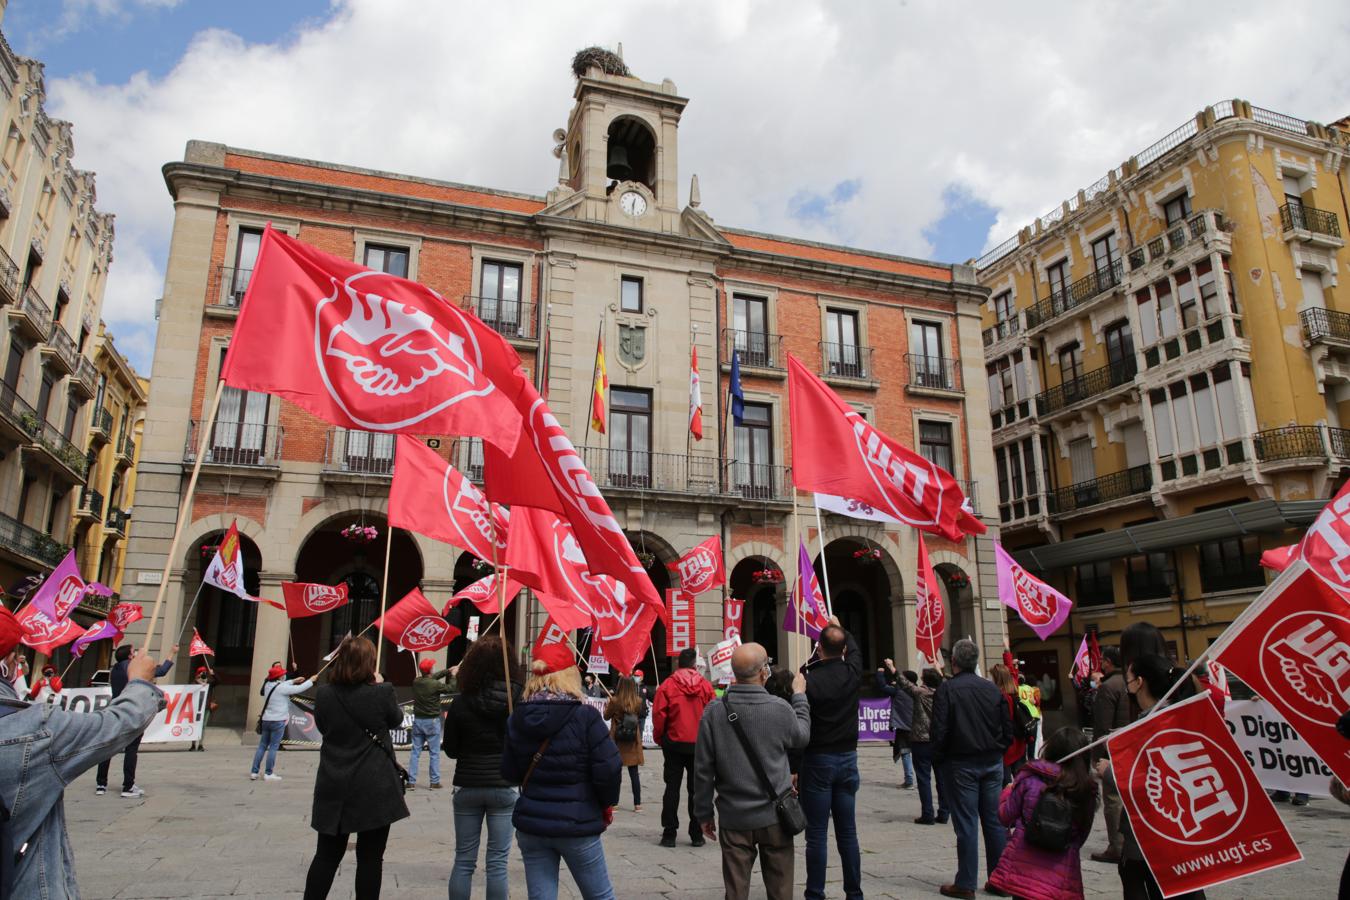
[122,57,999,725]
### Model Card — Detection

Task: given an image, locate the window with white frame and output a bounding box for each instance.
[1046,259,1069,302]
[1149,363,1248,475]
[986,350,1028,411]
[918,420,954,473]
[994,436,1039,523]
[1163,193,1192,226]
[994,291,1014,326]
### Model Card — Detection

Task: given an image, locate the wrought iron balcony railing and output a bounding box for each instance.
[982,318,1021,347]
[105,507,130,533]
[1036,359,1137,416]
[819,342,874,381]
[580,446,722,496]
[78,487,104,519]
[724,328,785,370]
[116,432,137,466]
[1025,259,1124,329]
[16,285,52,336]
[74,356,97,397]
[184,419,284,467]
[0,509,68,566]
[1254,426,1325,462]
[30,418,89,479]
[1047,465,1152,516]
[906,354,961,392]
[1281,203,1341,240]
[90,405,112,439]
[209,265,253,309]
[47,322,79,371]
[323,427,395,476]
[0,380,39,439]
[1329,427,1350,459]
[729,461,793,502]
[0,246,19,305]
[1301,307,1350,344]
[463,295,536,340]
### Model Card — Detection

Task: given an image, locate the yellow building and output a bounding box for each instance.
[975,100,1349,726]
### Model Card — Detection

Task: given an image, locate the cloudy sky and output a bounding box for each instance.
[6,0,1350,373]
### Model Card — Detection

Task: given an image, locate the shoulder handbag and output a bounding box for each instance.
[333,687,410,795]
[723,694,806,836]
[256,681,283,735]
[520,705,578,795]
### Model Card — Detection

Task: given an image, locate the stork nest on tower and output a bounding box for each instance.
[572,47,630,79]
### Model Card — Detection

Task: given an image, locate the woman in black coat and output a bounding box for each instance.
[303,636,409,900]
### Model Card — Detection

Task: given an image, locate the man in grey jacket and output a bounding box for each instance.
[1090,645,1130,863]
[0,606,167,899]
[692,642,810,900]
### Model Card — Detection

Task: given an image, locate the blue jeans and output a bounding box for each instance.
[911,741,947,820]
[251,720,285,776]
[800,751,862,900]
[408,716,443,785]
[893,743,915,783]
[449,786,517,900]
[516,830,615,900]
[947,758,1007,892]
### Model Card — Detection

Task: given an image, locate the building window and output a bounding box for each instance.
[1046,260,1069,303]
[53,289,69,327]
[37,372,54,422]
[1104,320,1134,373]
[1091,231,1120,282]
[1198,535,1265,593]
[4,341,24,390]
[824,308,862,377]
[1282,174,1304,211]
[479,260,524,335]
[918,420,954,473]
[732,294,771,366]
[15,476,35,525]
[212,347,270,464]
[994,437,1044,522]
[1126,544,1175,602]
[228,227,264,305]
[994,290,1014,325]
[910,320,948,388]
[734,402,774,498]
[1075,560,1114,606]
[62,396,78,440]
[1058,342,1083,383]
[620,275,643,313]
[607,388,651,487]
[363,243,409,278]
[2,125,23,173]
[1163,193,1192,226]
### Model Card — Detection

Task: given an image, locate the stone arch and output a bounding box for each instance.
[728,552,787,666]
[931,551,978,668]
[817,532,900,670]
[625,529,680,683]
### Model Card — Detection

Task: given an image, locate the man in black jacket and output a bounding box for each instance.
[95,641,177,797]
[930,639,1011,900]
[800,618,863,900]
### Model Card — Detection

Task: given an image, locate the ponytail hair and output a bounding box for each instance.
[1129,653,1190,702]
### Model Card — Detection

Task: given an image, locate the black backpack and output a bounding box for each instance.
[1025,785,1075,852]
[1013,699,1038,741]
[615,712,639,743]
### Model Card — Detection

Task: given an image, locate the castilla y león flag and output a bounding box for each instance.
[1211,559,1350,786]
[389,435,508,562]
[220,226,520,454]
[374,588,460,652]
[1107,693,1300,897]
[670,535,725,595]
[787,355,982,542]
[994,542,1072,640]
[915,535,945,666]
[445,573,523,616]
[281,581,351,619]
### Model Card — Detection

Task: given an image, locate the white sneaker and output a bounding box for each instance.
[120,786,144,799]
[95,785,106,796]
[263,773,282,782]
[249,772,258,781]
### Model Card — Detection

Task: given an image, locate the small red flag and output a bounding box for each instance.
[17,605,82,655]
[532,615,570,658]
[915,535,945,667]
[445,573,523,615]
[189,629,215,657]
[281,581,351,619]
[374,588,459,652]
[671,535,725,594]
[1259,542,1300,572]
[389,435,507,562]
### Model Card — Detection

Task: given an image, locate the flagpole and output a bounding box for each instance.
[489,501,513,714]
[649,642,662,688]
[791,491,806,668]
[561,629,612,699]
[812,494,834,617]
[172,580,209,649]
[373,526,395,672]
[315,620,375,679]
[141,378,227,656]
[58,654,78,682]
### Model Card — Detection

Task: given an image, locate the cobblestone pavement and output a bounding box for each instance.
[65,728,1347,899]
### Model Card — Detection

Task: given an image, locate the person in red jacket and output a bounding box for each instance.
[27,664,63,701]
[652,646,714,848]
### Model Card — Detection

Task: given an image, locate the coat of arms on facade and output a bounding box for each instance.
[618,324,646,366]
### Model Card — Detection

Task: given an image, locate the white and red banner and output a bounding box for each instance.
[723,596,745,642]
[389,435,508,561]
[220,226,521,454]
[672,536,725,595]
[709,636,739,684]
[914,535,944,666]
[446,573,523,615]
[1108,693,1301,897]
[18,605,82,655]
[27,550,86,623]
[204,520,250,601]
[1211,561,1350,786]
[45,684,210,743]
[281,581,350,619]
[374,588,460,652]
[666,589,694,656]
[689,345,703,441]
[188,629,214,658]
[994,542,1072,640]
[787,354,983,542]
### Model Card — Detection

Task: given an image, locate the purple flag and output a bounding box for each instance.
[994,542,1072,640]
[29,550,86,623]
[71,620,120,659]
[783,542,830,638]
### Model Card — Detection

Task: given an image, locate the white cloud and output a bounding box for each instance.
[45,0,182,42]
[41,0,1350,373]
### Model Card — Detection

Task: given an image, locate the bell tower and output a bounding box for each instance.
[550,49,689,233]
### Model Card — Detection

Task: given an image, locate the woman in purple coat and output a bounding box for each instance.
[988,727,1098,900]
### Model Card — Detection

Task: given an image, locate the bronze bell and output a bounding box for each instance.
[606,143,632,181]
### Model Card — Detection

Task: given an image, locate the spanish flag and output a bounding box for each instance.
[590,328,608,434]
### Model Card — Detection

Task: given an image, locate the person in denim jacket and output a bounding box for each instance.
[0,606,166,899]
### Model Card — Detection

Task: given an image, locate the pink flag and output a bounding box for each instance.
[71,620,120,659]
[783,542,829,638]
[28,550,86,623]
[1070,635,1092,681]
[994,542,1072,640]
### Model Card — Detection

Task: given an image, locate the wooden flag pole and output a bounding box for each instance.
[373,526,395,671]
[315,620,376,679]
[172,580,209,649]
[141,378,227,656]
[489,502,513,713]
[562,629,612,699]
[812,495,834,618]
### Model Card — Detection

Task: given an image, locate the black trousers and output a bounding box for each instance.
[95,735,141,791]
[661,749,698,838]
[303,825,391,900]
[627,764,642,806]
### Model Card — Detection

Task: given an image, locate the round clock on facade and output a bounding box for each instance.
[619,190,647,217]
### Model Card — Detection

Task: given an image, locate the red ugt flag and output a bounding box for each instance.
[1107,693,1300,897]
[221,226,521,454]
[446,573,523,615]
[375,588,460,652]
[18,605,82,655]
[671,535,725,595]
[787,355,983,542]
[915,535,945,667]
[1212,560,1350,786]
[281,581,351,619]
[723,596,745,642]
[189,629,215,657]
[389,435,508,562]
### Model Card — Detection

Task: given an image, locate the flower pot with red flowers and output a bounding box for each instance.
[752,568,783,584]
[342,523,379,544]
[852,547,882,564]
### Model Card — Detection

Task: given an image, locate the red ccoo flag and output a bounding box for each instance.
[787,355,982,542]
[220,226,521,454]
[281,581,351,619]
[374,588,460,652]
[189,629,215,657]
[390,435,508,562]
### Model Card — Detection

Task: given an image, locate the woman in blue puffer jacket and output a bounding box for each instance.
[501,642,621,900]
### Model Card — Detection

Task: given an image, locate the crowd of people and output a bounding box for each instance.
[1,603,1346,900]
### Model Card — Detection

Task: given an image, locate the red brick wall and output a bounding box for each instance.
[192,492,267,528]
